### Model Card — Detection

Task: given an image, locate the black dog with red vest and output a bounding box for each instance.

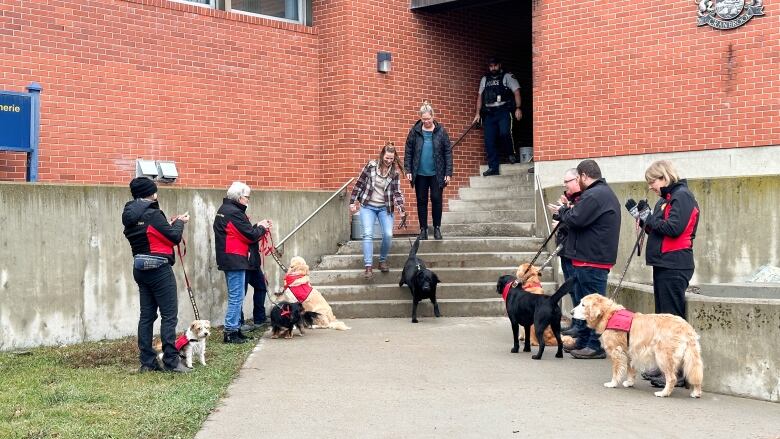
[270,302,319,339]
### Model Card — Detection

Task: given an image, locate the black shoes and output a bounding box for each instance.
[570,347,607,359]
[641,368,662,380]
[224,330,247,344]
[650,373,686,388]
[419,227,428,240]
[482,168,500,177]
[561,327,579,337]
[138,363,163,373]
[433,226,442,240]
[165,362,193,373]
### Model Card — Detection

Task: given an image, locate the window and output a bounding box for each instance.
[233,0,303,22]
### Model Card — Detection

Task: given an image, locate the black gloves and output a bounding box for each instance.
[626,198,650,222]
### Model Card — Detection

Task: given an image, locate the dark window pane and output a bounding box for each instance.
[232,0,299,21]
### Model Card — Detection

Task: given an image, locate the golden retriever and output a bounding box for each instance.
[285,256,350,331]
[572,293,703,398]
[514,263,574,347]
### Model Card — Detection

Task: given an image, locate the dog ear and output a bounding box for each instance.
[432,272,440,284]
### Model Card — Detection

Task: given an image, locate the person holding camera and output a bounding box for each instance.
[626,160,700,386]
[123,177,191,373]
[214,182,271,344]
[552,168,582,336]
[404,100,453,240]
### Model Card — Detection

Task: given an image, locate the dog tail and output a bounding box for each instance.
[302,311,320,327]
[328,320,352,331]
[409,234,422,258]
[549,277,575,304]
[682,333,704,388]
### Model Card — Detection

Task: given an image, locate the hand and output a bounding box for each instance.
[349,202,359,213]
[547,202,561,215]
[472,115,481,125]
[637,200,650,222]
[257,219,272,229]
[625,198,639,219]
[406,173,412,182]
[514,108,522,120]
[444,176,451,186]
[558,194,568,205]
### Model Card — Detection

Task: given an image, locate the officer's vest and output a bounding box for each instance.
[482,72,515,113]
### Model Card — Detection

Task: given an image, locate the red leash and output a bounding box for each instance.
[175,239,200,320]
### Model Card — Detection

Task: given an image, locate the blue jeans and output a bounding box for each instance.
[359,205,394,267]
[482,109,513,171]
[572,266,609,351]
[243,269,268,324]
[224,270,246,332]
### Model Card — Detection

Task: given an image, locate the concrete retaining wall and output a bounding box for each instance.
[613,282,780,402]
[0,182,350,350]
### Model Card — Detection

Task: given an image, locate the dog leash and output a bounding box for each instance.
[608,225,646,301]
[522,221,562,277]
[175,240,200,320]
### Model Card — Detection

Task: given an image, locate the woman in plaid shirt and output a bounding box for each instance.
[349,142,407,279]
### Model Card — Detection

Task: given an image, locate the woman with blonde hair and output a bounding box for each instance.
[349,142,407,279]
[403,100,453,240]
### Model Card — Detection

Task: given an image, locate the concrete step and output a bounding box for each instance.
[336,237,546,254]
[318,251,548,270]
[468,173,534,189]
[458,186,534,201]
[308,266,552,286]
[318,281,558,301]
[441,209,534,224]
[330,298,506,319]
[449,197,533,211]
[479,163,534,176]
[440,222,534,237]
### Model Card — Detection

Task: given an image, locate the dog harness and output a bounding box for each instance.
[175,334,198,351]
[606,309,635,332]
[284,274,313,302]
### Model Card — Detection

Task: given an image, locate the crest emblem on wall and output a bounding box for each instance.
[696,0,764,29]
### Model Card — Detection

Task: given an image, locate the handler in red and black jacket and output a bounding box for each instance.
[640,160,699,319]
[122,177,191,373]
[213,181,271,344]
[549,159,621,359]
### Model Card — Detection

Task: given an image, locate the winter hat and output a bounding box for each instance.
[129,177,158,199]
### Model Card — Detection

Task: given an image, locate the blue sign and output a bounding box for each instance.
[0,93,32,151]
[0,83,42,182]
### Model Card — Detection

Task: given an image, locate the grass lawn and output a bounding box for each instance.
[0,330,258,439]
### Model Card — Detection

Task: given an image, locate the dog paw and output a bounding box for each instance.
[555,352,563,358]
[622,380,634,388]
[411,319,419,323]
[510,347,519,353]
[603,381,618,388]
[531,354,541,360]
[690,391,701,398]
[523,347,531,352]
[654,390,670,397]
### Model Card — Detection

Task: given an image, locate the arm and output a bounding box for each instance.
[513,88,522,120]
[557,193,603,229]
[350,163,371,204]
[149,210,185,245]
[230,210,265,243]
[441,126,453,178]
[404,128,415,182]
[391,174,405,214]
[473,92,483,124]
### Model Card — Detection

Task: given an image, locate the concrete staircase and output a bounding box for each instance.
[316,162,552,319]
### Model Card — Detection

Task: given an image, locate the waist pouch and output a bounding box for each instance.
[134,254,169,271]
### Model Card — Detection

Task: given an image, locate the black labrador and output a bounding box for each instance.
[399,235,441,323]
[270,302,319,339]
[496,275,574,359]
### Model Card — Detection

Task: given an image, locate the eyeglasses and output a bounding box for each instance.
[563,178,577,184]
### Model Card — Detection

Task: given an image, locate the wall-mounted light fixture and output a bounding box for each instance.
[156,161,178,183]
[136,159,158,179]
[135,158,178,183]
[377,51,392,73]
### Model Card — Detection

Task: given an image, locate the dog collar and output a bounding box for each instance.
[523,281,542,290]
[501,283,513,302]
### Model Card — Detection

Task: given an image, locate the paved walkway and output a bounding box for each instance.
[196,318,780,439]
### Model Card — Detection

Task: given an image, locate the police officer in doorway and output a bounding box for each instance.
[473,57,522,176]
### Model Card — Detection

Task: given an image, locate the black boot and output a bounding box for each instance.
[237,329,253,340]
[650,371,686,388]
[433,226,442,240]
[223,330,247,344]
[419,227,428,240]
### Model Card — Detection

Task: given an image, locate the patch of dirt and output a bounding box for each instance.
[59,339,138,368]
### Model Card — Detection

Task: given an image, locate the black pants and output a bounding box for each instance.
[414,175,443,229]
[242,269,268,324]
[134,264,179,369]
[652,267,693,318]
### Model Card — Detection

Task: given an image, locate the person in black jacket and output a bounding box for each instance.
[629,160,700,386]
[214,181,271,344]
[549,159,621,359]
[122,177,191,373]
[552,168,582,336]
[404,101,453,240]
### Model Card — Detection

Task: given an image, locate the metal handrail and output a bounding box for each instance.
[535,173,552,239]
[276,177,354,248]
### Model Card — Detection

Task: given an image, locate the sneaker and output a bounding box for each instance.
[237,329,253,340]
[419,227,428,240]
[433,226,442,240]
[363,266,374,280]
[641,368,663,380]
[482,168,500,177]
[223,331,247,344]
[379,261,390,273]
[570,347,607,359]
[165,363,193,373]
[561,327,580,337]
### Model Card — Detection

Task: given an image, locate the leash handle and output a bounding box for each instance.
[176,241,200,320]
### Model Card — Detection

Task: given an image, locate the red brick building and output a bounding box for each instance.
[2,0,778,220]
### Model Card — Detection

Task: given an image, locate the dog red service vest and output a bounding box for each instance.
[606,309,635,332]
[175,334,190,351]
[284,274,313,302]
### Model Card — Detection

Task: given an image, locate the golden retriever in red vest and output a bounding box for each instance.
[284,256,350,331]
[573,293,703,398]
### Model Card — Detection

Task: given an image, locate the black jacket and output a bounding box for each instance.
[404,120,453,188]
[554,190,581,258]
[643,180,699,270]
[213,198,266,271]
[122,199,184,265]
[557,179,621,266]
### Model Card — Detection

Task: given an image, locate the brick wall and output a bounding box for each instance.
[532,0,780,161]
